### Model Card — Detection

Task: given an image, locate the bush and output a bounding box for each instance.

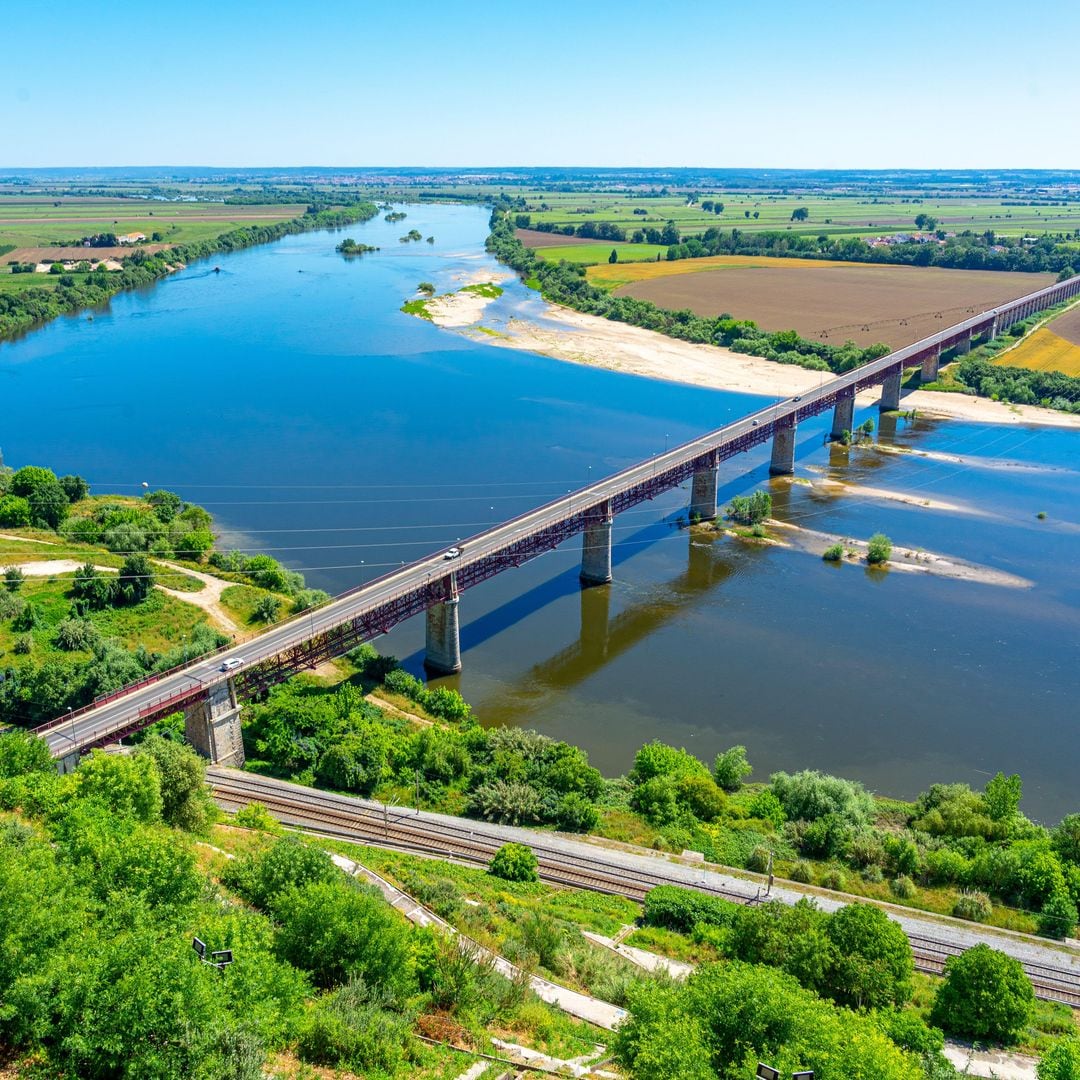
[489,842,538,883]
[867,532,893,565]
[820,867,846,891]
[789,860,814,884]
[747,789,786,829]
[771,769,875,827]
[631,740,709,784]
[643,886,739,934]
[296,980,412,1074]
[1038,1037,1080,1080]
[890,874,916,899]
[823,902,914,1009]
[554,792,600,833]
[629,775,680,825]
[1038,890,1079,939]
[953,890,993,922]
[676,773,727,821]
[727,490,772,525]
[746,845,773,873]
[930,944,1034,1044]
[822,542,844,562]
[222,836,338,910]
[713,745,752,791]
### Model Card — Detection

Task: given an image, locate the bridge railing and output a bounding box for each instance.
[39,271,1080,742]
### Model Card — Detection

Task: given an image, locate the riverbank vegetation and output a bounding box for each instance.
[0,202,378,340]
[0,461,329,726]
[239,650,1080,945]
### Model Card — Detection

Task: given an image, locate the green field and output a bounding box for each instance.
[535,241,667,263]
[0,196,304,250]
[516,190,1080,241]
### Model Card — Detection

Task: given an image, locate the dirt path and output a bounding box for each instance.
[6,557,241,634]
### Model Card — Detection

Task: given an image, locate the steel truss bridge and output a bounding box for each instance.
[37,272,1080,759]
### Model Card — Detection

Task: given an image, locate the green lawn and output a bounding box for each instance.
[534,242,666,264]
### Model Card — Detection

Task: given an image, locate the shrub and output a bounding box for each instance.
[233,802,283,834]
[677,773,727,821]
[631,740,709,784]
[952,890,993,923]
[222,836,338,910]
[629,775,680,825]
[554,792,599,833]
[642,885,739,933]
[1038,1037,1080,1080]
[252,594,281,623]
[1038,890,1079,939]
[867,532,893,565]
[489,842,538,883]
[746,845,773,873]
[713,745,752,791]
[890,874,916,899]
[822,542,844,561]
[771,769,875,827]
[789,860,814,884]
[820,867,846,891]
[823,902,914,1009]
[930,944,1034,1043]
[747,789,786,830]
[727,490,772,525]
[468,780,542,825]
[0,495,31,528]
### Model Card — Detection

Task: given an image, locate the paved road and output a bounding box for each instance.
[39,271,1080,757]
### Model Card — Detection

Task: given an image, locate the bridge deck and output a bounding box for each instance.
[38,271,1080,756]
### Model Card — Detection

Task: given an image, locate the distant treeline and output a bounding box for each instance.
[0,203,379,341]
[486,207,890,374]
[521,214,1079,274]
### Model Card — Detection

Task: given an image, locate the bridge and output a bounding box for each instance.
[36,272,1080,767]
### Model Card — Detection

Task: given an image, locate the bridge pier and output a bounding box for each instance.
[879,369,902,411]
[830,393,855,441]
[580,506,614,586]
[921,346,941,383]
[955,333,973,356]
[689,462,719,520]
[425,577,462,675]
[185,678,244,767]
[769,421,796,475]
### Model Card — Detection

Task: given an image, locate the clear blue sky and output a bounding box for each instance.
[5,0,1079,169]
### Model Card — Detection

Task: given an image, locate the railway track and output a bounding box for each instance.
[208,769,1080,1008]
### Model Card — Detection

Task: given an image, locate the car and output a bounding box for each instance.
[793,395,801,402]
[752,420,759,426]
[220,658,243,672]
[443,547,462,560]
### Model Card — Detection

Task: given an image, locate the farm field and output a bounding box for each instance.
[536,241,667,264]
[603,260,1055,349]
[515,189,1080,240]
[994,304,1080,375]
[0,196,304,252]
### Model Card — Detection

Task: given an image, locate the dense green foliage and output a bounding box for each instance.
[489,842,539,882]
[930,944,1035,1044]
[613,960,926,1080]
[0,203,379,340]
[727,490,772,526]
[952,358,1080,414]
[487,208,891,374]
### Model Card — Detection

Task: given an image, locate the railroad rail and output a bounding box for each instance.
[208,768,1080,1008]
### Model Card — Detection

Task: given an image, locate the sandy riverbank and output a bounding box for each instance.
[427,292,1080,429]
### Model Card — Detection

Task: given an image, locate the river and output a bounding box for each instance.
[2,203,1077,820]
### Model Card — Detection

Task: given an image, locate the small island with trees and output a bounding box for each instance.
[335,238,379,256]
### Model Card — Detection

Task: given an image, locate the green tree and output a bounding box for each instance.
[930,944,1034,1044]
[1038,890,1078,939]
[489,842,538,882]
[9,466,57,498]
[791,207,810,221]
[0,495,31,527]
[222,836,338,911]
[3,566,24,592]
[135,736,215,832]
[73,750,163,824]
[28,478,69,529]
[115,553,153,605]
[823,902,913,1010]
[252,594,282,622]
[984,771,1022,823]
[0,728,54,778]
[274,879,414,992]
[713,745,752,791]
[608,248,618,263]
[630,740,709,784]
[58,474,89,503]
[770,769,875,827]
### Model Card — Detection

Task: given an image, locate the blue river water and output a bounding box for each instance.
[2,204,1078,820]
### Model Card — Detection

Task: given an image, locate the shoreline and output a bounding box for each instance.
[427,289,1080,430]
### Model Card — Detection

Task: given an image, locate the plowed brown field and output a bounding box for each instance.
[608,262,1054,349]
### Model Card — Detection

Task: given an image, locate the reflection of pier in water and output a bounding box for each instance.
[480,531,735,720]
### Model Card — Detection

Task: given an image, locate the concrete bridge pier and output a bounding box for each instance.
[989,314,1000,341]
[185,678,244,766]
[829,393,855,441]
[921,346,941,383]
[879,369,902,411]
[689,461,719,520]
[955,333,973,356]
[769,421,797,475]
[425,576,462,675]
[580,503,614,586]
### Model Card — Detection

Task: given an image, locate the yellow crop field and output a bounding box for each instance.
[995,328,1080,376]
[586,252,865,290]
